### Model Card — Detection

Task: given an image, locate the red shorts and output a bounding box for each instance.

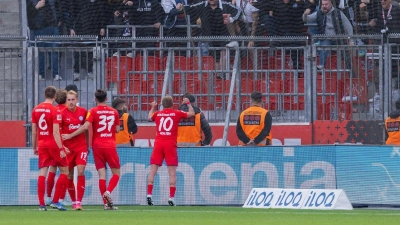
[66,145,88,169]
[150,140,178,166]
[93,147,120,170]
[38,147,68,169]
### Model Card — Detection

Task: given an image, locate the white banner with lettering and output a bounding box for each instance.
[243,188,353,210]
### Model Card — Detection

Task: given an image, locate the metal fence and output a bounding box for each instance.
[3,33,400,145]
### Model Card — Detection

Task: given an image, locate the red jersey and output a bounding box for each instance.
[86,105,120,149]
[151,108,188,141]
[61,106,88,149]
[31,102,62,149]
[57,104,67,111]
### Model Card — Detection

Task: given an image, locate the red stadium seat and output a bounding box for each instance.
[105,56,134,85]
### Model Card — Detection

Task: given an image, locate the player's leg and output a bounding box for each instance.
[147,143,164,206]
[38,166,49,210]
[50,165,68,210]
[46,165,57,205]
[75,149,88,210]
[93,148,109,208]
[165,144,178,206]
[67,167,76,209]
[102,148,121,209]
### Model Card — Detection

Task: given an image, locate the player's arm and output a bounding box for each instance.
[253,111,272,145]
[32,123,38,155]
[53,123,66,158]
[62,121,90,140]
[183,97,195,118]
[148,101,157,121]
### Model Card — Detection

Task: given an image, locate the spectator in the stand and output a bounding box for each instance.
[112,98,138,147]
[122,0,165,57]
[385,98,400,145]
[232,0,260,47]
[70,0,113,80]
[26,0,66,81]
[236,91,272,146]
[253,0,276,37]
[303,0,353,70]
[368,0,400,102]
[271,0,307,70]
[177,93,212,146]
[109,0,134,56]
[176,0,241,79]
[162,0,189,56]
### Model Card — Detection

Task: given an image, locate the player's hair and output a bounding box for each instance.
[162,96,173,108]
[67,90,78,98]
[44,86,57,99]
[112,98,126,109]
[94,89,107,103]
[65,84,78,92]
[55,89,67,104]
[183,93,196,103]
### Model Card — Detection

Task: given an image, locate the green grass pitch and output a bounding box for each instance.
[1,206,399,225]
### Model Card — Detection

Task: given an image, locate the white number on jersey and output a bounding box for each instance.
[97,115,115,132]
[38,113,48,130]
[158,117,173,132]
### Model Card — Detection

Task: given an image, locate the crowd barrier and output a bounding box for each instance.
[1,145,399,206]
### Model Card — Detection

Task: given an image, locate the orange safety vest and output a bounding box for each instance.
[116,113,132,145]
[385,116,400,145]
[177,113,202,146]
[238,106,272,146]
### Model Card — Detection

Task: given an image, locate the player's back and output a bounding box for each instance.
[87,105,119,149]
[32,102,60,149]
[153,108,187,141]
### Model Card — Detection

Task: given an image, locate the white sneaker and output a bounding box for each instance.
[126,52,133,58]
[317,65,324,70]
[226,41,239,48]
[73,73,80,81]
[86,72,93,80]
[168,197,176,206]
[54,75,62,81]
[112,52,120,57]
[45,197,52,206]
[368,93,379,103]
[59,199,71,206]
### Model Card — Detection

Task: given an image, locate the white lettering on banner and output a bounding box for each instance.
[241,162,278,202]
[243,188,353,210]
[199,163,238,204]
[300,161,336,189]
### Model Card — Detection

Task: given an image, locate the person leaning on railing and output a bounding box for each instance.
[236,91,272,146]
[385,98,400,145]
[177,93,213,147]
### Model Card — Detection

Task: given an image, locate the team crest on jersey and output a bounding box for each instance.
[79,116,84,121]
[57,114,62,121]
[243,115,261,125]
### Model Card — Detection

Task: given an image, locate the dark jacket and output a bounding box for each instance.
[184,1,240,36]
[117,110,138,135]
[27,0,63,30]
[316,8,346,34]
[178,104,213,145]
[71,0,114,35]
[272,0,307,36]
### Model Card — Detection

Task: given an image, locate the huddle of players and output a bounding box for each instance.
[32,85,271,210]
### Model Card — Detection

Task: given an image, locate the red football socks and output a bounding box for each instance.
[107,175,120,193]
[99,179,107,204]
[147,184,153,195]
[170,186,176,198]
[46,172,55,198]
[38,175,46,206]
[52,174,67,203]
[67,179,76,202]
[77,175,85,202]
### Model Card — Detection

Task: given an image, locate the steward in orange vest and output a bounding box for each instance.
[112,98,138,147]
[177,93,212,146]
[237,91,272,146]
[386,98,400,145]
